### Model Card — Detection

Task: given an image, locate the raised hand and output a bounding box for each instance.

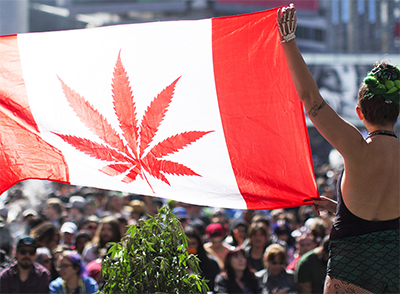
[277,3,297,43]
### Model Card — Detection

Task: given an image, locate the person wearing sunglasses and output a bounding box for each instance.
[0,236,51,293]
[50,250,98,294]
[256,244,297,294]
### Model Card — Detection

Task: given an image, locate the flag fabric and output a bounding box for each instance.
[0,8,318,210]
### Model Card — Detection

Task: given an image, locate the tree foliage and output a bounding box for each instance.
[100,206,209,293]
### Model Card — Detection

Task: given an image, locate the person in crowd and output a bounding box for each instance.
[82,216,121,265]
[50,250,98,294]
[309,217,328,242]
[35,247,53,272]
[204,223,231,271]
[51,245,70,281]
[11,209,40,241]
[66,196,86,228]
[240,210,256,227]
[295,236,329,294]
[30,221,60,252]
[269,210,285,227]
[85,259,102,285]
[43,198,65,228]
[104,194,123,216]
[24,216,44,237]
[129,199,146,223]
[74,231,91,256]
[278,4,399,293]
[214,247,261,294]
[185,226,220,291]
[60,222,78,248]
[286,232,317,272]
[148,198,164,216]
[172,206,190,229]
[184,203,211,226]
[244,223,271,272]
[225,218,247,248]
[115,214,129,236]
[0,236,50,293]
[250,213,277,244]
[82,198,97,217]
[209,208,229,233]
[22,209,38,222]
[81,216,99,240]
[273,219,295,249]
[256,244,297,294]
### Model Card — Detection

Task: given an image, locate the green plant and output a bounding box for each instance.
[99,206,209,294]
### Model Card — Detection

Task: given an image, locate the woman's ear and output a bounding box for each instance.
[356,106,364,121]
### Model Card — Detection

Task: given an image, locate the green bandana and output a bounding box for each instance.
[363,63,400,104]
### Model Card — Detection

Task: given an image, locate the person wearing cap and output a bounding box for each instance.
[60,222,78,248]
[0,236,50,293]
[225,218,247,248]
[23,209,38,221]
[204,223,231,271]
[172,207,189,229]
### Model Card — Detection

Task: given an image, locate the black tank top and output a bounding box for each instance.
[330,170,400,240]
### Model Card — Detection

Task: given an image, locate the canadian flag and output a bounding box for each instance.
[0,8,318,210]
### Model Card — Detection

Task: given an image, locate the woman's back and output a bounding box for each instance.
[343,135,400,221]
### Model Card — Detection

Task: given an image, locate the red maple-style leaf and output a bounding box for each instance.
[54,51,213,192]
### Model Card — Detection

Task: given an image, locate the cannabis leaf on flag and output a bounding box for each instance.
[54,51,213,192]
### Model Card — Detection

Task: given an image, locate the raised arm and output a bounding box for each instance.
[277,4,365,159]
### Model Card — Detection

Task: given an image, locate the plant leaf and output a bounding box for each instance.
[53,133,130,162]
[149,131,213,159]
[139,77,180,157]
[58,76,131,156]
[112,51,140,159]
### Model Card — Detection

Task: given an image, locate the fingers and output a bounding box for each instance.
[277,8,282,22]
[277,3,297,43]
[290,11,297,31]
[312,204,321,216]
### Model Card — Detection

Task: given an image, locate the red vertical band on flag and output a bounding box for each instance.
[212,9,318,209]
[0,35,69,193]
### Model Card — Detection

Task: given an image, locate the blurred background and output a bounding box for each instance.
[1,0,399,165]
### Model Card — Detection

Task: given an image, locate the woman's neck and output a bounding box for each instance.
[365,122,394,133]
[234,270,244,285]
[65,275,79,290]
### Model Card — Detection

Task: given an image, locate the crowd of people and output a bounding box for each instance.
[0,159,340,293]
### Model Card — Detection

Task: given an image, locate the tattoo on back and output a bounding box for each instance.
[308,100,326,118]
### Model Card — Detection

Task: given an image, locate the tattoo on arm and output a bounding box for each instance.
[308,100,326,118]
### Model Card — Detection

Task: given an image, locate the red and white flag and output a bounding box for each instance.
[0,8,318,210]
